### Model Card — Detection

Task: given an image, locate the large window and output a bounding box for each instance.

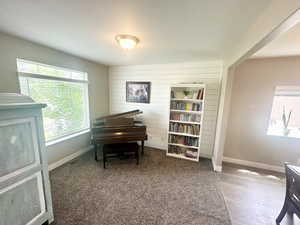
[268,86,300,138]
[17,59,90,144]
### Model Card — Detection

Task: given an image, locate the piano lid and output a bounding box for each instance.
[95,109,142,121]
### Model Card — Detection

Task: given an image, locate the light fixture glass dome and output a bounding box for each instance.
[115,34,139,50]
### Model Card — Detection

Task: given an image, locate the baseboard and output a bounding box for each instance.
[199,152,212,159]
[212,158,222,172]
[145,143,167,151]
[47,144,213,172]
[222,157,284,173]
[48,145,93,171]
[145,143,213,159]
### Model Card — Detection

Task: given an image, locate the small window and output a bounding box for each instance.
[267,86,300,138]
[17,59,90,144]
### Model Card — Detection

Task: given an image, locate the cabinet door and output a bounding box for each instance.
[0,172,46,225]
[0,118,41,182]
[0,118,46,225]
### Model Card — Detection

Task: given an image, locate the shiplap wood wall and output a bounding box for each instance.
[109,61,222,158]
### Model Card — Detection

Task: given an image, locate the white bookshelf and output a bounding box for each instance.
[171,98,203,103]
[169,120,201,125]
[167,153,199,162]
[167,84,205,162]
[170,109,202,114]
[168,131,199,138]
[168,143,199,149]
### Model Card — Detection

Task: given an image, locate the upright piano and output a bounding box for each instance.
[91,110,148,161]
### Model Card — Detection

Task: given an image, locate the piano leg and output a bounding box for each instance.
[136,148,139,165]
[94,144,98,161]
[141,141,144,155]
[103,145,106,169]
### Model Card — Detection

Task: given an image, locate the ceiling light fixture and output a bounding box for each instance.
[115,34,139,50]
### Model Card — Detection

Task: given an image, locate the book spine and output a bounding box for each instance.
[169,134,199,147]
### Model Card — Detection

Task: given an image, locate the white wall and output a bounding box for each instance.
[109,62,222,157]
[0,32,109,165]
[224,57,300,168]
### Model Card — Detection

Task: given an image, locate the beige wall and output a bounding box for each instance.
[0,32,109,165]
[213,1,300,170]
[224,57,300,167]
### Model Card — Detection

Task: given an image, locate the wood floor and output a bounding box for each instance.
[221,162,300,225]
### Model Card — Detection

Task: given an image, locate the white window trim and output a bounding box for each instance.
[46,128,91,147]
[17,58,88,79]
[17,59,91,145]
[267,86,300,139]
[19,72,89,84]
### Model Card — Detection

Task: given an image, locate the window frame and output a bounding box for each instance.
[267,86,300,139]
[17,59,91,145]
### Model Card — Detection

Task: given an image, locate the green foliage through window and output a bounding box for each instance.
[18,59,89,142]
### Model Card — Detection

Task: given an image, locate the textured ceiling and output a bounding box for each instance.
[0,0,271,65]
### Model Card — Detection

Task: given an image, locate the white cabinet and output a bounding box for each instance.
[0,94,53,225]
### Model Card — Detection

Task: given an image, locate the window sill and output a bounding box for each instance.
[267,127,300,139]
[267,134,300,139]
[45,129,91,147]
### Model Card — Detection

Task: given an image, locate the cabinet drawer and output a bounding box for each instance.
[0,118,40,180]
[0,172,46,225]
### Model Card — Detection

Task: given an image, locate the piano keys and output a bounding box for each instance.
[91,110,148,161]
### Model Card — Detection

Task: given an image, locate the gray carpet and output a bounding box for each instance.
[50,148,231,225]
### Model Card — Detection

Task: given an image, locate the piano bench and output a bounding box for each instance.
[102,142,139,169]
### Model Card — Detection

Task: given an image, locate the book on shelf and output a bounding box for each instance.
[170,112,201,123]
[168,134,199,147]
[170,102,202,111]
[196,88,204,100]
[168,145,185,155]
[185,150,198,158]
[169,123,200,135]
[168,146,198,159]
